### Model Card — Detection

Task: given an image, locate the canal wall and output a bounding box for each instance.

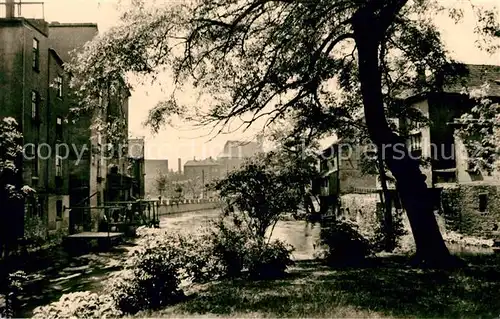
[158,199,222,215]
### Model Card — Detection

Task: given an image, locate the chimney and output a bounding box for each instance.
[178,158,182,174]
[5,0,15,19]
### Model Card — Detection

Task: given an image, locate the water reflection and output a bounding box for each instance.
[159,210,497,259]
[446,242,495,256]
[270,220,321,260]
[160,211,322,260]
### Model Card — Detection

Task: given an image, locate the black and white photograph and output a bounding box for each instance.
[0,0,500,318]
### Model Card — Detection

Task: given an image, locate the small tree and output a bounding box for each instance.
[0,117,34,317]
[155,172,168,198]
[214,145,318,239]
[456,83,500,174]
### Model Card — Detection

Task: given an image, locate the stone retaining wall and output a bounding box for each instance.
[441,183,500,238]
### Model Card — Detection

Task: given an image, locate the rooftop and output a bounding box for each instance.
[184,158,221,167]
[49,22,98,29]
[399,64,500,100]
[219,140,263,158]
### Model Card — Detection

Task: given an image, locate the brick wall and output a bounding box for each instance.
[441,183,500,238]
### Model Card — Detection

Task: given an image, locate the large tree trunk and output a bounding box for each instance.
[352,10,452,266]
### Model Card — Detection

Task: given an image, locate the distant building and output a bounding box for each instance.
[144,159,169,197]
[183,157,221,198]
[312,140,378,214]
[217,138,264,174]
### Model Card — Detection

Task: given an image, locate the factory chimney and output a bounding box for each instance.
[5,0,15,19]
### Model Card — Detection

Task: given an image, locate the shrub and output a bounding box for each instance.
[175,229,226,283]
[32,291,122,319]
[244,239,294,279]
[210,216,251,278]
[209,216,294,280]
[318,219,371,265]
[106,237,184,314]
[370,209,408,253]
[135,226,226,284]
[0,270,29,318]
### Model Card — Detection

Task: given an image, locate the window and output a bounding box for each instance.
[31,91,39,120]
[322,178,329,188]
[32,143,39,177]
[55,75,63,98]
[479,193,488,212]
[97,160,102,180]
[56,117,63,141]
[32,38,39,70]
[56,155,63,177]
[56,200,63,219]
[409,133,422,151]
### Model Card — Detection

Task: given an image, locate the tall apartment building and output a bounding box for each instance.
[0,1,131,237]
[48,22,131,232]
[0,5,70,237]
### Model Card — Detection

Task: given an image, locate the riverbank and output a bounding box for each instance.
[19,210,500,318]
[138,253,500,318]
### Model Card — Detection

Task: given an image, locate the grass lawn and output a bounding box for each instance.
[136,254,500,318]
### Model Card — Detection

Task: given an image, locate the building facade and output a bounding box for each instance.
[0,12,71,237]
[48,22,131,232]
[399,64,500,236]
[144,159,169,197]
[183,157,221,198]
[217,139,264,175]
[0,2,133,238]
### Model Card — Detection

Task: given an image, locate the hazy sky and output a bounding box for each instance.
[36,0,500,169]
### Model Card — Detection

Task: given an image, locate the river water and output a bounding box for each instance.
[17,209,495,317]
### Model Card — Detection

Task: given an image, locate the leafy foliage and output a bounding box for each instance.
[214,144,318,238]
[0,271,28,318]
[244,238,295,280]
[370,209,408,253]
[210,216,294,279]
[0,117,27,200]
[106,232,185,314]
[67,0,498,140]
[32,291,122,319]
[456,84,500,174]
[317,219,371,265]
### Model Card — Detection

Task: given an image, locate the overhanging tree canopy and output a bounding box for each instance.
[68,0,499,265]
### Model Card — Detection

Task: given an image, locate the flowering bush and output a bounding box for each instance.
[23,214,47,246]
[32,291,122,319]
[106,234,184,314]
[135,227,226,283]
